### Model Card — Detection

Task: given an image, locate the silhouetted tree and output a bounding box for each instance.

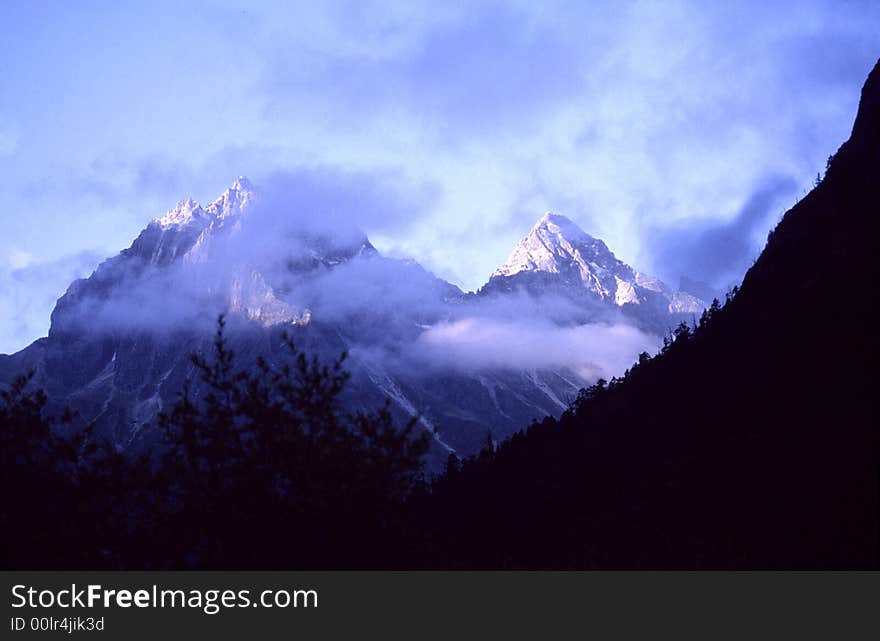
[1,316,432,569]
[0,372,104,567]
[157,316,431,566]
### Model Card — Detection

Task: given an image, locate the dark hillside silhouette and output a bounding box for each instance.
[405,58,880,568]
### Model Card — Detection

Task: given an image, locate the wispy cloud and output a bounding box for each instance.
[0,251,102,354]
[645,175,800,290]
[411,318,658,380]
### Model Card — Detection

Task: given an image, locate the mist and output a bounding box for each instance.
[410,318,659,380]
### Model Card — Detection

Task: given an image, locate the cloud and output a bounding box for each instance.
[0,123,17,157]
[645,176,799,290]
[0,251,102,354]
[410,317,659,380]
[251,167,440,239]
[6,249,33,270]
[261,3,592,141]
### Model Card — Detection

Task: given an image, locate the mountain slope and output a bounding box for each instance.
[409,59,880,569]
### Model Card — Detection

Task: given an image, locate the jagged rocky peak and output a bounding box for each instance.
[207,175,255,220]
[130,175,387,275]
[153,176,255,229]
[156,197,204,228]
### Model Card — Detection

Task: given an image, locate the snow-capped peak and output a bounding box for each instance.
[534,211,593,243]
[486,210,707,321]
[152,177,254,229]
[206,176,255,220]
[155,197,204,229]
[492,211,620,281]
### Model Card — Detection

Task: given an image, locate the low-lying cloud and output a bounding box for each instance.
[411,318,659,380]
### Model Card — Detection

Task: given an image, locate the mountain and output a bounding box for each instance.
[481,212,704,333]
[407,58,880,568]
[5,183,645,464]
[0,177,706,468]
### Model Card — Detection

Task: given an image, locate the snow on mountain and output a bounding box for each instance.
[486,211,706,319]
[493,212,631,287]
[155,197,204,229]
[155,176,254,227]
[146,176,255,265]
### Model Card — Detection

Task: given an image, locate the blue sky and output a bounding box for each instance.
[1,0,879,353]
